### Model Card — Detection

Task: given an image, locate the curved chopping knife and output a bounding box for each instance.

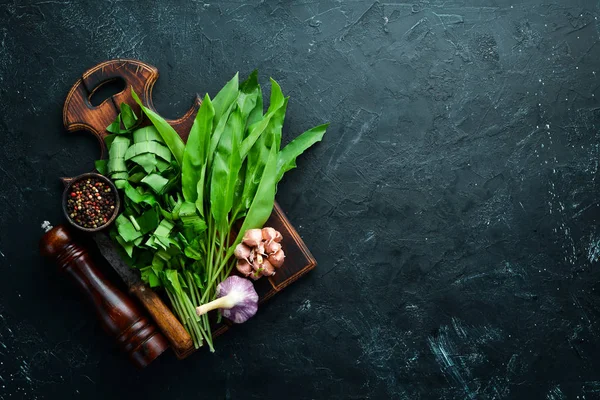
[93,233,195,358]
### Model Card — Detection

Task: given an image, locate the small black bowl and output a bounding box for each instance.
[62,172,120,233]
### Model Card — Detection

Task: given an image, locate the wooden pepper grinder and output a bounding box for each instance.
[39,222,169,368]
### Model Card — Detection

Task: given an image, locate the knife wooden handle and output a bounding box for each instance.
[129,282,195,358]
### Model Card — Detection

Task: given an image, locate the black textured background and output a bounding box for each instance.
[1,1,600,399]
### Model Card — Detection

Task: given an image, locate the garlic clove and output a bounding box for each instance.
[262,227,277,242]
[264,241,281,255]
[242,229,263,247]
[268,249,285,268]
[236,259,253,277]
[274,230,283,243]
[261,259,276,276]
[257,242,266,256]
[234,243,252,260]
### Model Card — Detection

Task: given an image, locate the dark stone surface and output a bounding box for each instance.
[1,0,600,398]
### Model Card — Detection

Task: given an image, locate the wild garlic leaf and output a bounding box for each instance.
[239,111,273,159]
[163,270,182,295]
[276,123,328,183]
[115,235,135,258]
[240,70,258,93]
[141,174,170,194]
[156,159,171,173]
[127,171,147,183]
[106,104,141,134]
[120,103,138,130]
[241,112,274,210]
[232,164,246,217]
[154,219,175,238]
[131,88,185,166]
[182,94,214,203]
[111,172,129,180]
[108,158,127,173]
[210,106,243,231]
[104,134,117,151]
[136,208,160,235]
[95,160,107,175]
[246,84,263,129]
[265,98,288,152]
[195,167,207,218]
[267,78,286,114]
[130,153,157,174]
[179,201,207,232]
[108,136,130,180]
[109,136,130,158]
[116,215,142,242]
[171,195,184,220]
[140,266,161,288]
[133,126,164,144]
[106,115,123,134]
[125,141,172,162]
[239,90,287,159]
[237,70,259,124]
[151,253,165,269]
[212,72,239,127]
[192,272,204,289]
[178,272,189,291]
[184,246,202,260]
[123,181,157,206]
[235,143,278,245]
[161,171,181,196]
[207,100,237,168]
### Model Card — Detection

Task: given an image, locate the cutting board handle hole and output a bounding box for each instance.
[89,78,126,107]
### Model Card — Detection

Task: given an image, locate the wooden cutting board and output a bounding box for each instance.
[63,59,317,354]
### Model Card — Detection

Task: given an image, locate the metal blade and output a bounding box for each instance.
[93,233,140,288]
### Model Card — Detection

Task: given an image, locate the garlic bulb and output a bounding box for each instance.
[234,227,286,280]
[196,276,258,324]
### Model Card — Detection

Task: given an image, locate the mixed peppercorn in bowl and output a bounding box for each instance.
[62,173,119,232]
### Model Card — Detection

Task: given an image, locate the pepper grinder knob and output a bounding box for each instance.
[41,220,53,232]
[39,224,169,368]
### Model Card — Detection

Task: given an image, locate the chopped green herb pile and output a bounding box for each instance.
[97,71,328,351]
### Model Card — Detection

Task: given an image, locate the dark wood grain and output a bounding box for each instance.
[63,59,200,159]
[39,225,169,368]
[63,59,317,357]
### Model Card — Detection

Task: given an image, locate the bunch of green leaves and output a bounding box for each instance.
[98,71,328,351]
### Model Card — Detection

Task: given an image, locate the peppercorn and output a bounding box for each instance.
[66,177,117,229]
